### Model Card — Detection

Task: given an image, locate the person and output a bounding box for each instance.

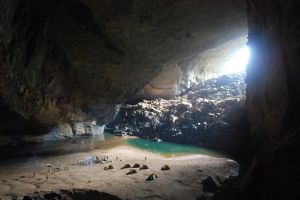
[145,156,147,161]
[46,175,49,182]
[33,170,36,178]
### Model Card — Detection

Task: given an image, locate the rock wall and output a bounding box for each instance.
[246,0,300,150]
[213,1,300,199]
[0,0,247,135]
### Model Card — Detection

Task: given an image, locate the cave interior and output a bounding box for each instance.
[0,0,300,199]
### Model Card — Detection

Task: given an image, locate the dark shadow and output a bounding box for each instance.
[23,189,122,200]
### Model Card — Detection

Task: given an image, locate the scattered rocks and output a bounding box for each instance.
[146,173,158,181]
[161,165,170,171]
[126,169,137,175]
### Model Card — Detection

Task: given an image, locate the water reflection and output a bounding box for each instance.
[0,133,226,160]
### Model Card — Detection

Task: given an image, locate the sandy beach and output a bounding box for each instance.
[0,145,238,200]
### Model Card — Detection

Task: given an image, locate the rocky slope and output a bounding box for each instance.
[108,73,250,158]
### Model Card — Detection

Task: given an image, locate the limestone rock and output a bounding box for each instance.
[0,0,247,130]
[108,73,247,156]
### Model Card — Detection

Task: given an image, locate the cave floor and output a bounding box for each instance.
[0,146,238,200]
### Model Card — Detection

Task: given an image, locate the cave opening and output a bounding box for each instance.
[106,35,251,164]
[222,45,250,75]
[0,0,248,198]
[108,40,250,152]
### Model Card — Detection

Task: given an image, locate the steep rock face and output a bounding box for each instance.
[0,0,247,134]
[246,0,300,150]
[213,1,300,199]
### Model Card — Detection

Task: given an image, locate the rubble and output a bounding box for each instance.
[108,73,247,154]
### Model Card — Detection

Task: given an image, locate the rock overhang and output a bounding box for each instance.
[0,0,248,127]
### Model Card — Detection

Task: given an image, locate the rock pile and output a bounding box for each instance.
[108,73,248,155]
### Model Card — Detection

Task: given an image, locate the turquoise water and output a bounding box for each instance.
[1,132,225,158]
[126,138,225,158]
[39,132,225,158]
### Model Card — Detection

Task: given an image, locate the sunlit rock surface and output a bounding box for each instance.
[108,73,249,157]
[140,36,248,99]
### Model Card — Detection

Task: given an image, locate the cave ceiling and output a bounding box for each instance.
[0,0,247,124]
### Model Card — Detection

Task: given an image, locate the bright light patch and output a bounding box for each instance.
[222,46,250,74]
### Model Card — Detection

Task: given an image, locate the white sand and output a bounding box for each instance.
[0,146,238,200]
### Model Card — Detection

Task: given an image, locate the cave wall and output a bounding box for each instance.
[0,0,246,134]
[213,1,300,199]
[246,0,300,150]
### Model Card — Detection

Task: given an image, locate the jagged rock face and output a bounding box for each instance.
[0,0,246,131]
[108,73,250,157]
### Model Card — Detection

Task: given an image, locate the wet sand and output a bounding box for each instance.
[0,145,238,200]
